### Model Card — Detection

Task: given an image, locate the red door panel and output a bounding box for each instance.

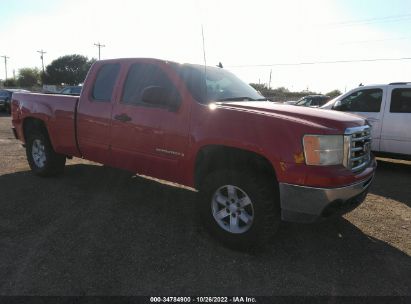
[77,62,121,164]
[109,60,191,183]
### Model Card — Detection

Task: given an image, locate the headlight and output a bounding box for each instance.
[303,135,344,166]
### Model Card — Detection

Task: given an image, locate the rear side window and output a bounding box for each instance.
[122,63,180,107]
[92,63,120,102]
[334,89,382,112]
[390,89,411,113]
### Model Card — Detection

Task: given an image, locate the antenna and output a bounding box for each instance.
[201,24,208,102]
[201,25,207,67]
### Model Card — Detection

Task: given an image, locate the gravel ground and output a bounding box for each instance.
[0,113,410,296]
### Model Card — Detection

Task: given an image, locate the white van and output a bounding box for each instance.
[322,83,411,159]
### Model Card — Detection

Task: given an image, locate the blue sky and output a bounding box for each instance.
[0,0,59,25]
[1,0,411,92]
[335,0,411,35]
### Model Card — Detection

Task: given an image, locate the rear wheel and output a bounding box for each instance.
[26,130,66,177]
[200,170,281,250]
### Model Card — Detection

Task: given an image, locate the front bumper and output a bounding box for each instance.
[279,173,374,223]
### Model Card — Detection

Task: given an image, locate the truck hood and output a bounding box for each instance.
[215,101,365,131]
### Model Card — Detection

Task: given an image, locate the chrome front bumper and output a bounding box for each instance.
[279,175,374,223]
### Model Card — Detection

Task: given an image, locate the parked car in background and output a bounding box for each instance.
[322,83,411,159]
[59,86,82,95]
[283,100,299,105]
[0,89,30,114]
[295,95,331,107]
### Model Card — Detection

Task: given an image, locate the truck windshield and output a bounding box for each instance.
[176,64,265,104]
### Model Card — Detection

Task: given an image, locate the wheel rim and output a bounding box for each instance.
[32,139,46,168]
[211,185,254,234]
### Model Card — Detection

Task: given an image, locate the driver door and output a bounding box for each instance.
[109,60,191,183]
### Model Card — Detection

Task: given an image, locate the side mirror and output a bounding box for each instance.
[141,86,180,111]
[332,100,342,111]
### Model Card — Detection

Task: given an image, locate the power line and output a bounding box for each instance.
[315,13,411,28]
[228,57,411,68]
[94,42,105,60]
[1,55,10,80]
[338,36,411,45]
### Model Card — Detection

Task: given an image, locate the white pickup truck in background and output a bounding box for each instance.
[322,82,411,159]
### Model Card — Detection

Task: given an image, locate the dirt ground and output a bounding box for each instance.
[0,113,410,296]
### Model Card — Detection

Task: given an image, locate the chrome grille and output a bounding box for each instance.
[344,126,372,172]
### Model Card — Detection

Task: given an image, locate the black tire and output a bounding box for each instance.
[26,129,66,177]
[6,104,11,115]
[199,170,281,250]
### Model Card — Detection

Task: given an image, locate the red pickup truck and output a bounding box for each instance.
[11,58,376,249]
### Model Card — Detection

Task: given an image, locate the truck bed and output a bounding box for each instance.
[12,92,80,157]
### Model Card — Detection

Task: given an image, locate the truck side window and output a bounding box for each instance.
[390,89,411,113]
[92,63,120,102]
[122,63,181,108]
[334,89,382,112]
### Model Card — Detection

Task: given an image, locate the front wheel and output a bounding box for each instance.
[26,130,66,177]
[199,170,281,250]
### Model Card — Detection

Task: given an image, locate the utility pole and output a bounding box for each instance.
[268,69,272,89]
[37,50,46,74]
[94,42,105,60]
[1,55,10,80]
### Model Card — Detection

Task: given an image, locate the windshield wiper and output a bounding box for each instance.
[217,97,266,101]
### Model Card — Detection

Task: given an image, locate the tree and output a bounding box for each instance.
[249,83,266,91]
[249,83,275,97]
[3,78,17,87]
[274,87,289,93]
[326,89,342,98]
[17,68,40,87]
[43,55,96,85]
[249,83,321,102]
